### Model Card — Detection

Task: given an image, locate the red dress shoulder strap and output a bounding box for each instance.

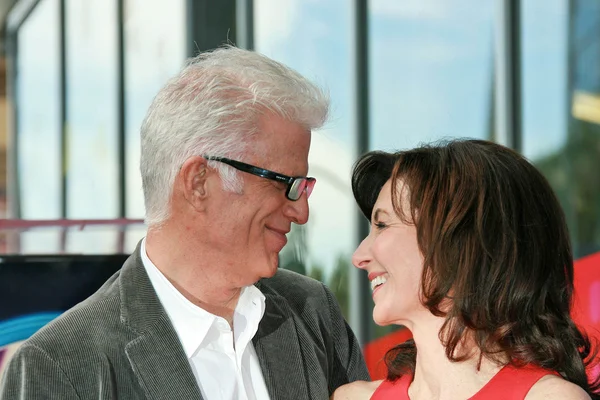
[371,374,412,399]
[471,364,560,399]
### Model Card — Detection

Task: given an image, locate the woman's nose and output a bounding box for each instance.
[352,236,371,270]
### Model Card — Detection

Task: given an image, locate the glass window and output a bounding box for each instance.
[369,0,495,151]
[16,0,62,253]
[368,0,495,339]
[255,0,355,319]
[522,0,600,259]
[521,0,569,159]
[64,0,119,253]
[123,0,186,250]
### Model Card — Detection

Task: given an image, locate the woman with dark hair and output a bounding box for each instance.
[333,139,599,399]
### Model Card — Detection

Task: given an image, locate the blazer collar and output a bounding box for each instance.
[252,280,311,399]
[119,242,204,400]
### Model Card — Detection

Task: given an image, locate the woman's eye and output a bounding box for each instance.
[373,221,387,230]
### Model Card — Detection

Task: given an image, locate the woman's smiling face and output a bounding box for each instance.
[352,179,426,326]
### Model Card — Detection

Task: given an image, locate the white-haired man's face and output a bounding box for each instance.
[201,114,312,287]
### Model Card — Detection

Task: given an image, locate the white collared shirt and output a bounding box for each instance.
[141,238,271,400]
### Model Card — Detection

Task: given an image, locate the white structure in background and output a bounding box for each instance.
[306,131,356,278]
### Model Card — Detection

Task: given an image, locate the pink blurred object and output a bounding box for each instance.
[572,252,600,381]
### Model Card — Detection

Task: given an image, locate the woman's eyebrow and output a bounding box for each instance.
[372,208,390,221]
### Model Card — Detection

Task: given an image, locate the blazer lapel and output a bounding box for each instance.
[119,243,204,400]
[252,292,310,399]
[125,320,203,400]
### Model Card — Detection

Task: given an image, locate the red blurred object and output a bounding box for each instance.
[572,251,600,380]
[363,327,413,380]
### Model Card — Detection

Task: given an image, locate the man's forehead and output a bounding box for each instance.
[247,123,311,174]
[250,153,310,176]
[256,114,310,139]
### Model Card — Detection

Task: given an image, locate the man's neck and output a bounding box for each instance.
[144,228,242,325]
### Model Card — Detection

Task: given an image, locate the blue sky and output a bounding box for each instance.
[14,0,572,268]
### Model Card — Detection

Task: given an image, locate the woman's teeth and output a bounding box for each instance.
[370,275,387,291]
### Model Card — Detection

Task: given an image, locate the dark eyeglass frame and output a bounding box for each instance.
[204,155,316,201]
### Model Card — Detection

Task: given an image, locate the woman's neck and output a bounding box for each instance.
[406,316,505,400]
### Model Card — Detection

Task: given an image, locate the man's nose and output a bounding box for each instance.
[284,192,309,225]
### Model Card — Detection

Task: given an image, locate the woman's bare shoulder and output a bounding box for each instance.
[330,380,384,400]
[526,375,590,400]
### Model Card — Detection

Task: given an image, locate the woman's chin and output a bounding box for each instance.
[372,310,393,326]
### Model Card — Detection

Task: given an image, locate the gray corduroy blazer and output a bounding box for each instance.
[0,244,369,399]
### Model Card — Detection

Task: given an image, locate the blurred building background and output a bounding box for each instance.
[0,0,598,351]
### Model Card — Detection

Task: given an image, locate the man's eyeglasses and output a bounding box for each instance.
[204,156,316,201]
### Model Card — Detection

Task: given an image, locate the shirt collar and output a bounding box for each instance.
[140,238,266,358]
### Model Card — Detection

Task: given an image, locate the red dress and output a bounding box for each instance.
[371,364,559,399]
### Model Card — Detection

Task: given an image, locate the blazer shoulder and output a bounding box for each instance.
[260,268,327,298]
[258,268,339,325]
[25,270,125,357]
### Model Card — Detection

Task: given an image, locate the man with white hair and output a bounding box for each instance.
[0,46,370,399]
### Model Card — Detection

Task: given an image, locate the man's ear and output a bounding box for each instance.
[180,156,211,211]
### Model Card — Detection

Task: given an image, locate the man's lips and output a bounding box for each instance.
[267,227,290,236]
[267,227,289,248]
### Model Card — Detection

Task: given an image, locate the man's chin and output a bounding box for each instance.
[250,256,279,283]
[264,254,280,277]
[275,254,281,269]
[267,256,280,276]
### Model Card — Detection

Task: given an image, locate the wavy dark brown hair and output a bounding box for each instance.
[352,139,600,397]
